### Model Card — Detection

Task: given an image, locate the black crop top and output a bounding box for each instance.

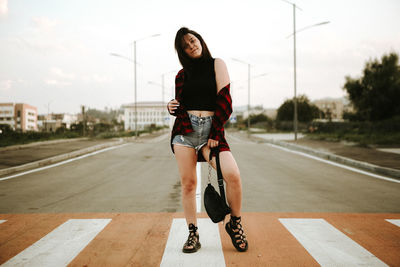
[182,57,217,111]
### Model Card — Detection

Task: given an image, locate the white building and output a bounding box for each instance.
[37,113,78,132]
[234,105,277,120]
[123,101,169,131]
[61,113,78,129]
[0,103,15,129]
[312,97,353,121]
[0,103,38,131]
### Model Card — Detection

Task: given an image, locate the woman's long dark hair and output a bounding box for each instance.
[174,27,213,73]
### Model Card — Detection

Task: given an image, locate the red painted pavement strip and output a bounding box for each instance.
[0,212,399,266]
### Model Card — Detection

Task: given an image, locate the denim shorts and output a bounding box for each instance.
[172,113,213,153]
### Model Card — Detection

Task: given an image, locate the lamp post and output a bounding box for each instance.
[281,0,329,141]
[161,70,178,105]
[147,81,164,102]
[111,33,160,138]
[231,58,251,135]
[231,59,269,136]
[147,80,166,127]
[148,69,177,127]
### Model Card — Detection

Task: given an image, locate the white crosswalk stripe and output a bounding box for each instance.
[1,219,111,267]
[386,219,400,227]
[1,216,398,266]
[279,218,388,266]
[160,218,226,267]
[196,162,202,213]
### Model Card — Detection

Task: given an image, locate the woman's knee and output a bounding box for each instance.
[219,151,241,185]
[225,168,241,186]
[181,177,197,194]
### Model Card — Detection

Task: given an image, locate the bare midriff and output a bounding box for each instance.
[187,110,215,117]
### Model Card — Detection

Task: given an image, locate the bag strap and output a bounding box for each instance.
[209,148,228,202]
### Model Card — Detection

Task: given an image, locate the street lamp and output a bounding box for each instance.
[231,58,251,135]
[281,0,329,141]
[231,59,268,136]
[147,80,167,127]
[111,33,161,138]
[148,69,177,127]
[147,81,164,102]
[161,70,178,105]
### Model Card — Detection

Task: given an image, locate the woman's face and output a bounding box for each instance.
[182,33,202,59]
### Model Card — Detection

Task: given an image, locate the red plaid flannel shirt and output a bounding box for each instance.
[169,69,232,162]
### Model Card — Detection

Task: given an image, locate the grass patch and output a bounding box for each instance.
[0,131,81,147]
[305,132,400,147]
[0,126,168,147]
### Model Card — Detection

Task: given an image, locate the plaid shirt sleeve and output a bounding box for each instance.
[208,83,232,142]
[169,72,232,162]
[169,70,194,156]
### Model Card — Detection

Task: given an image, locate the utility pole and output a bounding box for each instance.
[293,3,298,141]
[81,105,86,136]
[247,63,251,136]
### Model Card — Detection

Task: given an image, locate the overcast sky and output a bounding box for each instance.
[0,0,399,114]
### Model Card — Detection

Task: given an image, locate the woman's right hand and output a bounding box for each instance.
[168,99,180,114]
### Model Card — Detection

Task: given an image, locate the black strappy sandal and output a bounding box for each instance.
[182,223,201,253]
[225,216,249,252]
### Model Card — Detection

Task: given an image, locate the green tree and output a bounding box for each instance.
[343,52,400,121]
[249,113,271,124]
[277,95,320,122]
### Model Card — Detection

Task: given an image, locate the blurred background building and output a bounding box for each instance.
[0,103,38,132]
[312,97,354,121]
[123,101,168,131]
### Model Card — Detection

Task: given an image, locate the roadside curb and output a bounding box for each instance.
[255,138,400,180]
[0,138,90,152]
[0,139,125,177]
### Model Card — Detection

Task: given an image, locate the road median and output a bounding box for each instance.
[232,131,400,180]
[260,138,400,179]
[0,139,124,177]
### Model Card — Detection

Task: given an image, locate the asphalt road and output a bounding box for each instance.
[0,133,399,214]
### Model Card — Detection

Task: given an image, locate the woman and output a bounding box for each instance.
[167,27,248,253]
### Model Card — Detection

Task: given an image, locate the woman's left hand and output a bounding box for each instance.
[208,139,219,148]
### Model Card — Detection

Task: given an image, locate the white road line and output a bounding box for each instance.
[0,144,128,182]
[160,218,226,267]
[196,162,202,213]
[225,133,252,144]
[1,219,111,267]
[386,219,400,227]
[279,218,388,266]
[0,220,6,224]
[266,143,400,183]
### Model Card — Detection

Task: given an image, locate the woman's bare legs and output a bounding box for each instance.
[201,146,246,249]
[201,146,242,217]
[174,144,198,249]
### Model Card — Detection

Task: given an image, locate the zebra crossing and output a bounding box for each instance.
[0,213,399,266]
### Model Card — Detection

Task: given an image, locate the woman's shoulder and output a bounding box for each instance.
[214,58,228,75]
[214,58,228,72]
[213,58,230,92]
[214,57,226,65]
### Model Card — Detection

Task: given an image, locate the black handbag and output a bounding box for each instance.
[204,148,231,223]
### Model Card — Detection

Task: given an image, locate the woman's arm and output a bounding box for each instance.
[208,58,232,148]
[215,58,230,93]
[167,69,185,116]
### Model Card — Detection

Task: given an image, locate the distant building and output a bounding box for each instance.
[312,97,354,121]
[37,113,78,132]
[234,105,277,120]
[117,113,124,124]
[0,103,38,132]
[123,101,169,131]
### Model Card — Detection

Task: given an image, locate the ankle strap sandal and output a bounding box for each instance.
[182,223,201,253]
[225,216,248,252]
